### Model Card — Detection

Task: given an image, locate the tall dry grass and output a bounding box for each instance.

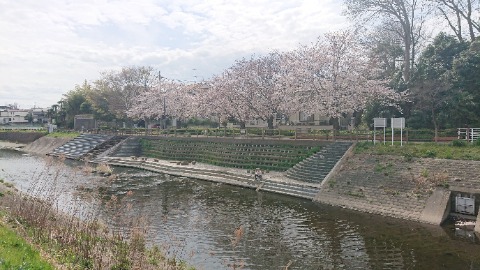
[0,156,193,270]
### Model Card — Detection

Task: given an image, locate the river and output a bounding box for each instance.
[1,149,479,269]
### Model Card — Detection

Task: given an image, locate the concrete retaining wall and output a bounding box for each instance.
[419,188,451,225]
[315,154,480,223]
[0,132,46,143]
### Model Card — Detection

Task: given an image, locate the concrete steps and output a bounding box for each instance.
[83,136,129,160]
[256,179,320,199]
[109,137,143,157]
[286,142,352,184]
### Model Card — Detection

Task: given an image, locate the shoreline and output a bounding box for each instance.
[0,140,27,150]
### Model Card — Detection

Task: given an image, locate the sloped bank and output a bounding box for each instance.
[23,136,73,155]
[0,131,71,155]
[315,153,480,232]
[94,136,337,200]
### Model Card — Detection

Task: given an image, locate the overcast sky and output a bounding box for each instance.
[0,0,348,109]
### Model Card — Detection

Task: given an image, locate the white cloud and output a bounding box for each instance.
[0,0,348,108]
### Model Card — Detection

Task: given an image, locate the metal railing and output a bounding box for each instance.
[87,127,474,143]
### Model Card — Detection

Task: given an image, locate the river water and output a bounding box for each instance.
[1,149,479,270]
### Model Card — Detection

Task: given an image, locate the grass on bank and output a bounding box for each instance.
[0,213,54,270]
[355,140,480,160]
[46,131,80,138]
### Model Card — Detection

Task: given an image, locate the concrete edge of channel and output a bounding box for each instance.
[419,188,451,225]
[319,142,356,190]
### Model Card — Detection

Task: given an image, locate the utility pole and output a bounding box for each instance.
[159,71,166,129]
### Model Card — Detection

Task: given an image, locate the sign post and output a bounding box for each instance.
[391,118,405,146]
[373,118,387,145]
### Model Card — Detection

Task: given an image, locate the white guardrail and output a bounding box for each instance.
[457,128,480,142]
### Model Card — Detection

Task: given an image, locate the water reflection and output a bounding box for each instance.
[1,149,480,270]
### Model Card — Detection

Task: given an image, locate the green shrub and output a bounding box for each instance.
[451,139,467,147]
[425,150,437,158]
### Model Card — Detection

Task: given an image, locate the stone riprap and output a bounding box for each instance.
[315,154,480,223]
[49,134,113,159]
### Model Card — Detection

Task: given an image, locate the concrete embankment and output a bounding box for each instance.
[315,154,480,225]
[0,135,73,155]
[0,131,46,143]
[23,137,73,155]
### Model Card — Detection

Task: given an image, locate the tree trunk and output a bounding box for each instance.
[466,0,476,41]
[432,109,438,142]
[403,26,412,83]
[239,121,246,129]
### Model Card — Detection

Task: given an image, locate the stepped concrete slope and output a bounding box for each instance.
[84,135,129,160]
[107,136,143,157]
[88,138,353,200]
[93,156,321,200]
[138,137,322,172]
[25,134,352,200]
[50,134,113,159]
[285,142,353,185]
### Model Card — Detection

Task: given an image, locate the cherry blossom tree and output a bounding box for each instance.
[288,30,404,125]
[127,31,404,130]
[206,53,299,129]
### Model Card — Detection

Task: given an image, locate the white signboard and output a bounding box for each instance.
[391,118,405,129]
[374,118,387,128]
[373,118,387,145]
[391,117,406,146]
